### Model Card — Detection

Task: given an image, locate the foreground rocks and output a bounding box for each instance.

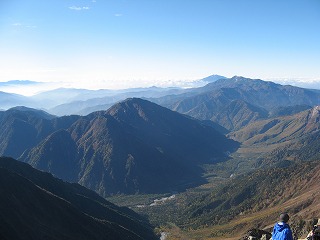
[241,229,272,240]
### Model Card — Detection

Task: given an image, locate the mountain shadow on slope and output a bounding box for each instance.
[20,129,79,182]
[0,107,80,158]
[21,98,239,195]
[0,157,157,240]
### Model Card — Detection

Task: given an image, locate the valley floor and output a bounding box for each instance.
[108,144,320,240]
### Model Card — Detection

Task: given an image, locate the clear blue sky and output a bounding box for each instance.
[0,0,319,89]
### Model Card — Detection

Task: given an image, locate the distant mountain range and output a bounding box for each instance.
[0,86,187,114]
[2,75,320,119]
[0,91,32,109]
[0,75,225,115]
[0,80,39,85]
[153,76,320,131]
[0,156,157,240]
[0,98,237,195]
[46,86,186,115]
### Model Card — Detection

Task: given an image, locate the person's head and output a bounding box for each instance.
[279,213,289,223]
[313,218,320,226]
[312,218,319,226]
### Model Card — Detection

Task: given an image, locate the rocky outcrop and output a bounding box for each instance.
[241,229,272,240]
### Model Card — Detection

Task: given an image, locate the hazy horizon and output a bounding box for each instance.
[1,0,320,92]
[2,74,320,97]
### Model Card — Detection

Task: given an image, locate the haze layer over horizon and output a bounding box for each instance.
[0,0,319,90]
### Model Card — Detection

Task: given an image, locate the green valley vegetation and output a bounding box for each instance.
[109,160,320,239]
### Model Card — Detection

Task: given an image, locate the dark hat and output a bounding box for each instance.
[280,213,289,223]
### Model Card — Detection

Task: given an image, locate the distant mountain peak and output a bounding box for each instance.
[200,74,226,83]
[104,98,150,123]
[231,76,258,82]
[0,80,39,86]
[108,98,156,112]
[107,98,156,114]
[231,75,245,80]
[120,97,146,104]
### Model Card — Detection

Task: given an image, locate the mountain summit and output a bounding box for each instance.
[21,98,238,195]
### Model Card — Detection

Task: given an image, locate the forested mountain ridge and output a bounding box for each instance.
[229,105,320,147]
[155,76,320,131]
[19,98,238,195]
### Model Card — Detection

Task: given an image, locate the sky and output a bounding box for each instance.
[0,0,320,93]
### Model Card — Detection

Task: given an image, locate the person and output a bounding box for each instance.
[306,219,320,240]
[272,213,293,240]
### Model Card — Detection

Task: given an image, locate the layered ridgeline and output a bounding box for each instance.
[0,157,157,240]
[156,76,320,131]
[13,98,238,196]
[0,75,223,115]
[46,86,186,116]
[230,106,320,146]
[0,91,33,109]
[227,105,320,167]
[35,75,221,116]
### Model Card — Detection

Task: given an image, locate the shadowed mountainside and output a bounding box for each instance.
[0,107,80,159]
[0,157,157,240]
[20,98,238,195]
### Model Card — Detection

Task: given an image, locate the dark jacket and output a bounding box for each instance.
[272,222,293,240]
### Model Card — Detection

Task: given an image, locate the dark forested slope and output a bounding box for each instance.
[0,157,157,240]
